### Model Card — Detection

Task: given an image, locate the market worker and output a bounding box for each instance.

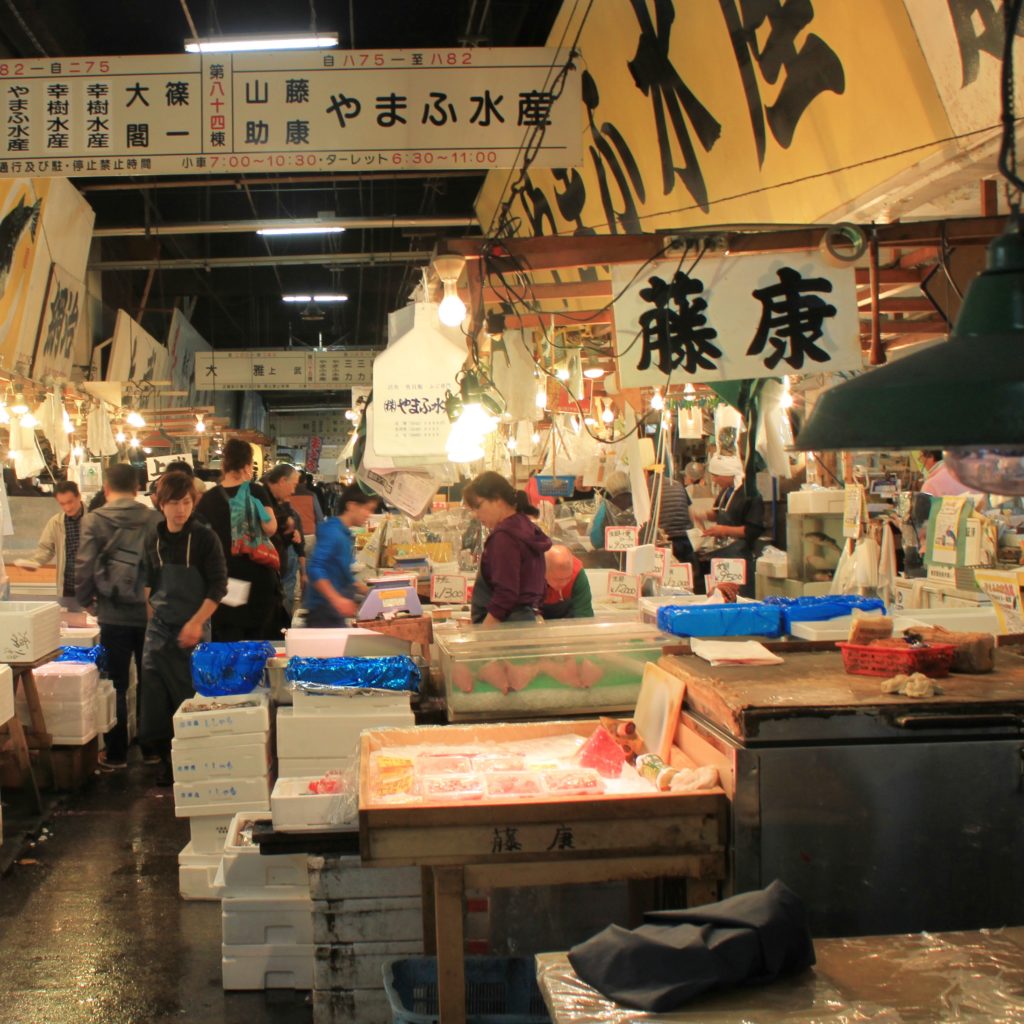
[919,450,979,498]
[18,480,84,599]
[140,471,227,786]
[541,544,594,620]
[464,471,552,626]
[302,484,378,628]
[588,471,635,549]
[692,454,765,597]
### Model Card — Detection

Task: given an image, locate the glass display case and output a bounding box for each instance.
[435,617,671,721]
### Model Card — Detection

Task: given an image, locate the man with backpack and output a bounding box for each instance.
[76,463,160,770]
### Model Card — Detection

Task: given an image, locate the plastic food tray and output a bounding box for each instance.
[836,641,956,678]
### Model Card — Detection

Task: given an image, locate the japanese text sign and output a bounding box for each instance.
[430,574,468,604]
[31,262,85,380]
[663,563,694,592]
[611,251,860,388]
[146,452,193,478]
[0,48,580,178]
[653,547,669,578]
[710,558,747,585]
[195,349,374,390]
[607,571,639,601]
[604,525,640,551]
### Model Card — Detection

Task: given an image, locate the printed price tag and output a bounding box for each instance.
[607,572,639,600]
[663,563,694,591]
[430,574,468,604]
[653,547,669,578]
[710,558,747,585]
[605,525,640,551]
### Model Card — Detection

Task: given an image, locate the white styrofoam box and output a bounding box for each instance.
[314,940,422,991]
[308,855,421,901]
[312,898,423,944]
[60,625,101,647]
[276,705,410,759]
[190,814,236,855]
[278,756,356,780]
[222,894,314,945]
[788,488,846,515]
[178,841,224,901]
[311,988,392,1024]
[32,661,99,700]
[585,569,612,598]
[174,775,272,818]
[271,776,355,833]
[0,601,62,662]
[173,691,270,739]
[221,812,309,891]
[171,734,271,782]
[284,627,409,660]
[290,687,413,716]
[893,606,1001,634]
[0,664,12,726]
[94,681,116,733]
[221,944,314,991]
[19,695,96,745]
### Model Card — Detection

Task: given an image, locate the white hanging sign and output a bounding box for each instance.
[194,349,374,391]
[612,251,861,389]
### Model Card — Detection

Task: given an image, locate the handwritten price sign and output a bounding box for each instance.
[605,526,640,551]
[710,558,747,585]
[430,574,468,604]
[653,547,669,578]
[607,571,639,600]
[663,563,694,591]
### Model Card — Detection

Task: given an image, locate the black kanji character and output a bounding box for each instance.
[165,81,190,106]
[245,121,269,144]
[946,0,1024,87]
[125,82,150,107]
[747,266,837,370]
[285,78,310,103]
[720,0,845,162]
[246,81,269,104]
[285,120,310,145]
[126,123,150,148]
[637,271,722,376]
[517,90,553,126]
[470,90,505,126]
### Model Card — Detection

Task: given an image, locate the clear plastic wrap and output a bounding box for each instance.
[285,654,420,693]
[536,927,1024,1022]
[190,641,276,696]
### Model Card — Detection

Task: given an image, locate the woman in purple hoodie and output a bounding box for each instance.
[464,471,552,626]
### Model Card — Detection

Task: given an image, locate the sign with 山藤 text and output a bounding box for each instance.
[612,252,860,389]
[0,48,580,178]
[194,349,374,391]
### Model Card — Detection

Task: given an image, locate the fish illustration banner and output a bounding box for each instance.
[106,309,170,397]
[31,262,87,381]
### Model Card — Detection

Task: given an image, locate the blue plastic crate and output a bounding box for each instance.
[533,475,576,498]
[383,956,550,1024]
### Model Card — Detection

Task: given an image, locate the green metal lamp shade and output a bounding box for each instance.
[794,220,1024,451]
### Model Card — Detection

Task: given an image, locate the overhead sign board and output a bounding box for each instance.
[195,349,375,391]
[0,48,581,177]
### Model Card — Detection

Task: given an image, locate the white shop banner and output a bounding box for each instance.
[612,252,861,389]
[166,309,215,409]
[107,309,169,389]
[0,49,580,178]
[31,262,86,380]
[195,348,374,391]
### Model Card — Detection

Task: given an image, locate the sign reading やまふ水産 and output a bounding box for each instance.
[0,48,580,177]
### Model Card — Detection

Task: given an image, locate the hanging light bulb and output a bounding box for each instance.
[683,382,697,400]
[506,436,518,452]
[535,381,548,409]
[115,428,127,445]
[433,254,467,328]
[584,416,598,427]
[601,401,615,424]
[582,354,605,379]
[19,411,37,429]
[125,409,146,428]
[531,430,541,445]
[344,410,356,422]
[10,392,28,416]
[555,364,571,381]
[650,388,665,411]
[195,414,207,433]
[129,434,140,448]
[71,444,84,459]
[445,402,497,463]
[780,376,794,410]
[62,409,74,434]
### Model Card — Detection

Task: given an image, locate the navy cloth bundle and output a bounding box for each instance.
[285,655,420,693]
[568,880,815,1012]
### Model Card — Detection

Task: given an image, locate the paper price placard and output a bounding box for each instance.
[605,526,640,551]
[663,563,694,591]
[430,574,468,604]
[710,558,747,585]
[653,547,669,578]
[607,572,639,601]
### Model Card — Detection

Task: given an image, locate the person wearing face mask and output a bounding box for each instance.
[140,471,227,785]
[463,471,552,627]
[302,484,379,627]
[691,454,765,597]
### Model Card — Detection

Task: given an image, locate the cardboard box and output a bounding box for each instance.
[788,488,846,515]
[278,756,356,780]
[32,662,99,700]
[307,855,420,901]
[190,814,236,855]
[222,812,310,891]
[178,841,224,901]
[276,706,410,759]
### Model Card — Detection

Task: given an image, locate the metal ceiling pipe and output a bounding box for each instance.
[93,216,478,237]
[88,250,433,271]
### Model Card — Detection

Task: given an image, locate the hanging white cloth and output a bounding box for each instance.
[754,379,793,480]
[8,419,45,479]
[87,401,118,457]
[37,393,69,464]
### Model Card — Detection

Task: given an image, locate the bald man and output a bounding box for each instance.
[540,544,594,620]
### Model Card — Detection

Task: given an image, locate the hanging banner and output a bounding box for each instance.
[146,452,193,478]
[612,252,860,389]
[0,48,580,178]
[194,348,375,390]
[107,309,169,390]
[306,436,323,473]
[31,262,86,380]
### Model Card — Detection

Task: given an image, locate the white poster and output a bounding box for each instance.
[0,48,580,178]
[107,309,170,393]
[31,262,86,380]
[356,465,441,519]
[612,251,861,389]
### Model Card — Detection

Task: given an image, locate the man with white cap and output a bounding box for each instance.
[692,453,765,596]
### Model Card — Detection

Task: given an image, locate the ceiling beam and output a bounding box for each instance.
[93,216,479,238]
[88,250,433,271]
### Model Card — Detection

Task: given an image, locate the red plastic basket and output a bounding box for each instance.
[836,641,956,678]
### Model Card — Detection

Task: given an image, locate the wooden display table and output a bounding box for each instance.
[0,650,57,813]
[359,721,727,1024]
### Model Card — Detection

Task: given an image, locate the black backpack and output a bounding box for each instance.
[94,524,147,604]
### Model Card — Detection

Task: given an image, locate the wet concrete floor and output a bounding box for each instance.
[0,758,311,1024]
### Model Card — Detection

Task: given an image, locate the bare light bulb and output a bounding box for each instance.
[129,435,140,448]
[650,388,665,411]
[71,444,84,459]
[535,383,547,409]
[19,411,37,428]
[9,393,28,416]
[601,404,615,424]
[683,382,696,399]
[584,416,598,427]
[780,377,794,410]
[115,429,127,444]
[437,281,467,327]
[507,436,518,451]
[195,415,207,434]
[125,410,146,428]
[531,431,541,445]
[555,365,570,381]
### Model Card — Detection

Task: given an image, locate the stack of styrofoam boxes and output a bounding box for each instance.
[57,626,120,751]
[172,691,273,900]
[19,661,100,745]
[308,855,423,1024]
[219,810,315,991]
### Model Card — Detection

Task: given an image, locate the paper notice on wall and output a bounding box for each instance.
[931,496,967,565]
[356,465,441,519]
[974,569,1024,634]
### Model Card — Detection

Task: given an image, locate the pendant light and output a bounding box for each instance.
[795,0,1024,493]
[10,392,28,416]
[433,255,467,328]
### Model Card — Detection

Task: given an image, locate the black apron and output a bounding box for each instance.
[698,487,755,596]
[470,571,541,625]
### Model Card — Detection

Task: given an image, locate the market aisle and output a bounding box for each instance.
[0,763,311,1024]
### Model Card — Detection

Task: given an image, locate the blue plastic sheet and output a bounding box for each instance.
[56,644,108,673]
[657,603,784,638]
[286,655,420,693]
[764,595,887,632]
[190,641,275,696]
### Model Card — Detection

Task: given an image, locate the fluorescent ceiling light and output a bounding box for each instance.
[282,295,312,303]
[257,226,345,237]
[282,294,348,303]
[185,33,338,54]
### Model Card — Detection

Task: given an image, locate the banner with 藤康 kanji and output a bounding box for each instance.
[611,251,861,389]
